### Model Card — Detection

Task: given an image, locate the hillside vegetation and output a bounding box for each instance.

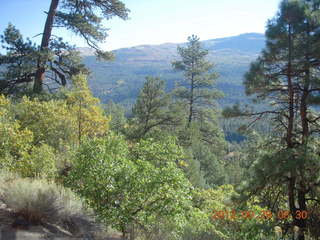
[82,33,265,108]
[0,0,320,240]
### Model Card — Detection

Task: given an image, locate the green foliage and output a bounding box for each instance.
[222,103,244,118]
[183,149,207,188]
[166,35,229,188]
[104,100,127,134]
[64,74,110,142]
[66,133,192,236]
[130,136,186,167]
[0,24,38,94]
[176,116,227,187]
[55,0,129,59]
[0,97,33,163]
[1,74,109,151]
[0,77,109,177]
[0,0,129,93]
[190,138,225,186]
[18,144,58,178]
[15,96,77,150]
[0,24,87,94]
[129,76,182,139]
[184,185,275,240]
[237,2,320,238]
[172,35,223,126]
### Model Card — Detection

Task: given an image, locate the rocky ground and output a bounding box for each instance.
[0,202,122,240]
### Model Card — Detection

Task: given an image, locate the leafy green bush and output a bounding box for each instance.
[0,95,33,166]
[2,143,58,178]
[0,87,109,179]
[66,133,192,237]
[19,144,58,178]
[14,96,77,150]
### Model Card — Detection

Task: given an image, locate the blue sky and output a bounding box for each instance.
[0,0,281,50]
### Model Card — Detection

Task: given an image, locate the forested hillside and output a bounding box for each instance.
[82,33,265,108]
[1,0,320,240]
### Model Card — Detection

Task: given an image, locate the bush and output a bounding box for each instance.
[0,95,33,165]
[0,88,110,179]
[0,170,17,197]
[0,177,90,227]
[19,144,58,178]
[66,134,192,236]
[2,143,58,178]
[1,178,60,224]
[14,96,77,150]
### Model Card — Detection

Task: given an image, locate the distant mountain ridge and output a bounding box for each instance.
[80,33,266,108]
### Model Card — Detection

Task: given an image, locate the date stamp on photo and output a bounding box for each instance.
[211,209,310,221]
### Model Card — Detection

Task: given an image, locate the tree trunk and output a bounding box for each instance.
[296,77,309,240]
[295,26,311,240]
[300,90,309,143]
[34,0,60,93]
[300,24,311,145]
[122,229,127,240]
[129,224,135,240]
[288,174,297,222]
[297,189,307,240]
[287,23,294,149]
[287,24,296,220]
[286,23,306,240]
[187,72,194,127]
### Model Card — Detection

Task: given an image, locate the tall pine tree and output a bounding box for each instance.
[172,35,226,187]
[224,1,320,238]
[130,76,182,139]
[172,35,222,128]
[0,0,129,94]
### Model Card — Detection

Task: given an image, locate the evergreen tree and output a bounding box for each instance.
[104,100,127,134]
[130,76,182,139]
[224,1,320,238]
[172,35,227,187]
[172,34,222,127]
[0,0,129,94]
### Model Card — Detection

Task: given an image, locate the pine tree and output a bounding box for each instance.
[224,1,320,238]
[0,0,129,94]
[172,35,222,128]
[172,35,226,187]
[104,100,127,134]
[0,23,92,95]
[130,76,182,139]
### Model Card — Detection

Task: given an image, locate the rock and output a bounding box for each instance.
[1,227,44,240]
[11,216,30,230]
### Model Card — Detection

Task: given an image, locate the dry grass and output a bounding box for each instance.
[1,178,62,224]
[0,174,98,236]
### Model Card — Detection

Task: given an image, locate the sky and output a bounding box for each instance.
[0,0,281,51]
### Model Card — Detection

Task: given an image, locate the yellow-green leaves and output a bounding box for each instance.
[0,77,110,177]
[65,74,110,142]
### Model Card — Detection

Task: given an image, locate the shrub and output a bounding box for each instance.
[19,144,58,178]
[0,88,110,179]
[0,95,33,165]
[14,96,77,150]
[1,178,60,224]
[0,170,17,198]
[0,178,90,227]
[2,143,58,178]
[66,134,192,236]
